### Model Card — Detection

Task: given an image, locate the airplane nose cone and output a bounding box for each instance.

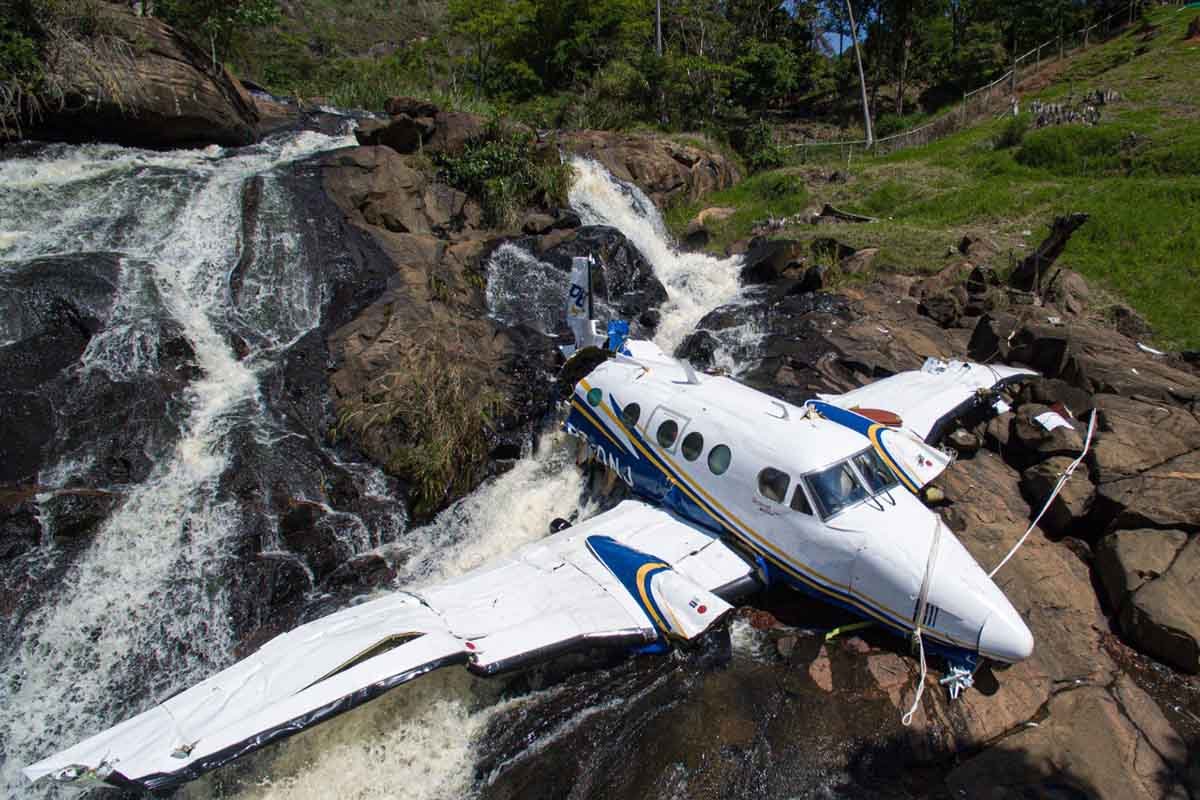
[979,611,1034,663]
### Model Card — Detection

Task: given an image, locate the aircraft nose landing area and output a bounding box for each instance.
[979,610,1035,663]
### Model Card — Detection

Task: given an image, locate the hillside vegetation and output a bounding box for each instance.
[668,5,1200,350]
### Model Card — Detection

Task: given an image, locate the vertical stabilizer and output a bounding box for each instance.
[566,256,605,353]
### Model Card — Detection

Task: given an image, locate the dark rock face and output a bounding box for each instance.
[540,225,668,320]
[22,7,259,148]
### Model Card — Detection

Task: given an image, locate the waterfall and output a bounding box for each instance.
[566,157,746,356]
[2,141,757,799]
[0,130,385,798]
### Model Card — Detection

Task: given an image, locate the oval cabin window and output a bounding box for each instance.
[586,387,602,407]
[758,467,791,504]
[621,402,641,428]
[656,419,679,449]
[708,444,731,475]
[681,431,704,461]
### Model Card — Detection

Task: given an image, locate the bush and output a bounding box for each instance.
[874,111,930,139]
[1015,125,1126,175]
[433,122,572,228]
[737,119,787,173]
[994,114,1030,149]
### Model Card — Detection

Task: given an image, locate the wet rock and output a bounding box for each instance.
[919,292,961,327]
[678,330,720,369]
[40,490,119,542]
[542,226,668,319]
[325,552,397,593]
[20,6,259,149]
[1122,535,1200,673]
[0,493,40,560]
[1095,528,1188,611]
[1019,456,1094,536]
[560,131,741,208]
[354,114,430,153]
[279,500,348,581]
[0,393,54,484]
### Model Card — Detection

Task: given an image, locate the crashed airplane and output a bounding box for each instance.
[26,257,1037,792]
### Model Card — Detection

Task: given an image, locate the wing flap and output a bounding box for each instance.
[818,358,1035,442]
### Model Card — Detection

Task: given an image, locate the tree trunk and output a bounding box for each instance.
[845,0,873,147]
[898,32,911,117]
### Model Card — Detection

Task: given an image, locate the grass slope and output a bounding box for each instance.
[669,6,1200,350]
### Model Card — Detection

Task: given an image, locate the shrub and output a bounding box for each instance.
[433,122,572,228]
[337,344,507,517]
[738,119,787,173]
[994,114,1030,149]
[1015,125,1126,175]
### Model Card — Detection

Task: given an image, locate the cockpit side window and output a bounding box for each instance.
[789,485,814,515]
[852,448,898,493]
[805,461,869,519]
[757,467,791,504]
[621,402,641,429]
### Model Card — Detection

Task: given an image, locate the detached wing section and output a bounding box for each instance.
[818,358,1035,443]
[813,359,1035,493]
[26,501,752,793]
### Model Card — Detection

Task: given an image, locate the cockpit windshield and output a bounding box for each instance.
[805,460,869,519]
[804,448,900,519]
[852,448,899,493]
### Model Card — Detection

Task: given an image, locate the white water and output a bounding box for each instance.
[200,435,591,800]
[2,144,756,799]
[567,157,745,355]
[0,131,358,798]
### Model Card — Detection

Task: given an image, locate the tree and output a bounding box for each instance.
[448,0,536,97]
[156,0,280,69]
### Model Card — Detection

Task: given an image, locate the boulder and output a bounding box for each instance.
[1019,456,1094,536]
[1095,528,1188,611]
[1122,534,1200,673]
[967,312,1022,362]
[1092,449,1200,533]
[22,6,259,148]
[1110,303,1153,340]
[384,96,439,117]
[560,131,741,208]
[0,492,40,561]
[739,238,806,284]
[919,292,962,328]
[1089,394,1200,484]
[946,679,1189,800]
[839,247,879,276]
[1009,404,1086,465]
[354,114,435,153]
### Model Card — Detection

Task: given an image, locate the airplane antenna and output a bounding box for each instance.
[768,401,790,420]
[679,360,700,385]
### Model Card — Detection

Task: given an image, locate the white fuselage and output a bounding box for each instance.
[565,347,1033,664]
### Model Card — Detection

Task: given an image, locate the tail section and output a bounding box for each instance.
[564,256,606,355]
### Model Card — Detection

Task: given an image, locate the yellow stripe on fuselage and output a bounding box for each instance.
[578,379,980,654]
[867,424,920,495]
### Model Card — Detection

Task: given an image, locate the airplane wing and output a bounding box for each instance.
[812,359,1035,493]
[817,358,1035,443]
[24,501,755,793]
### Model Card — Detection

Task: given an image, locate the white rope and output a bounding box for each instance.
[902,630,928,727]
[902,518,943,726]
[988,408,1098,578]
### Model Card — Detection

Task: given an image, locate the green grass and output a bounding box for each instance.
[664,170,810,253]
[674,6,1200,349]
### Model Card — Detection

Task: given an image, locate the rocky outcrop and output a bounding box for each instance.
[560,131,741,208]
[24,6,260,149]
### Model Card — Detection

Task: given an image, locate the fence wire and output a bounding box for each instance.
[789,1,1149,161]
